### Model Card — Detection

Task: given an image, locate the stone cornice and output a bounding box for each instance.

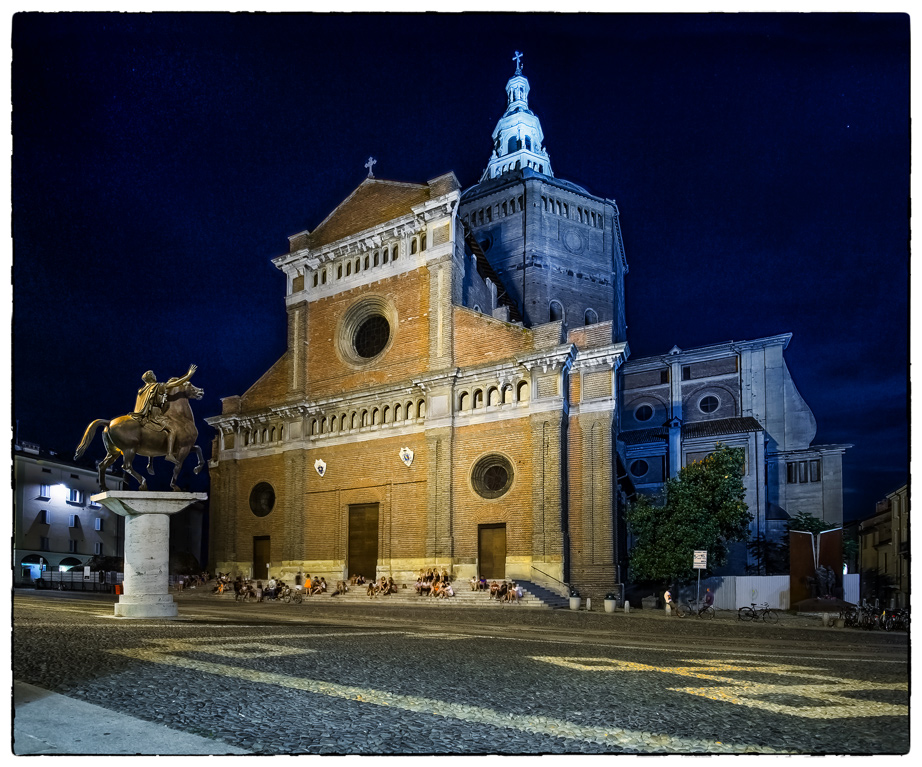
[622,334,794,373]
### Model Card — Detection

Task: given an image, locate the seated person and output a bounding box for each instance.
[430,580,441,598]
[478,576,488,591]
[497,581,508,601]
[366,581,376,598]
[489,581,500,599]
[440,581,454,599]
[470,576,478,591]
[320,577,328,594]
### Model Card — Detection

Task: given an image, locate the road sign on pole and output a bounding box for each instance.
[693,551,707,607]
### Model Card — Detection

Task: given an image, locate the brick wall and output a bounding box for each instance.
[306,268,431,399]
[452,305,534,367]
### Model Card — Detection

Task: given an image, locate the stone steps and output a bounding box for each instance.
[199,580,562,608]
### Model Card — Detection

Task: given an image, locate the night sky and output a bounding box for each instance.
[10,13,909,522]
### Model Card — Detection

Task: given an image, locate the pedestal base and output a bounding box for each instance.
[114,595,178,619]
[93,491,206,620]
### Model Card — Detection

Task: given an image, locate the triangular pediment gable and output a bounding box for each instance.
[305,178,432,250]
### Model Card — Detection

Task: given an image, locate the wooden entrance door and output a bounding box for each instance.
[478,523,506,579]
[253,536,270,581]
[348,504,379,581]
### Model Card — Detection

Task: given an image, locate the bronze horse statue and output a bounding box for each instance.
[75,381,206,492]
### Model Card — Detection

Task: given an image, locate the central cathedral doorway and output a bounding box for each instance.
[478,523,506,579]
[348,503,379,581]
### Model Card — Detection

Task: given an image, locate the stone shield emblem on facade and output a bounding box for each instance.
[399,447,414,467]
[314,459,326,477]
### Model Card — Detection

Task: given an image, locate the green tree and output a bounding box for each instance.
[746,534,785,575]
[627,444,752,585]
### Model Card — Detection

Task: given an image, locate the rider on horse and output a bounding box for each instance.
[131,364,197,462]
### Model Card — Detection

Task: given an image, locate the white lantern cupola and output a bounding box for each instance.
[481,52,554,181]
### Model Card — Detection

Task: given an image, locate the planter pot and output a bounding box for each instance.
[569,597,581,610]
[604,599,617,613]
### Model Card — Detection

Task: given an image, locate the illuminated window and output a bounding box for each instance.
[39,509,50,525]
[38,484,51,500]
[95,518,104,531]
[68,489,84,506]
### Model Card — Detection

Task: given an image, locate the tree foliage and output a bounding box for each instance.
[626,444,752,584]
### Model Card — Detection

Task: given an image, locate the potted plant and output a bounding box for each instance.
[569,588,581,611]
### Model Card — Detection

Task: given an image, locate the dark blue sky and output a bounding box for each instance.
[11,13,909,521]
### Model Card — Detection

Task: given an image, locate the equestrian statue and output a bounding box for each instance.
[75,364,206,492]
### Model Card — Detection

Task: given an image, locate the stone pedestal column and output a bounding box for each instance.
[92,491,207,619]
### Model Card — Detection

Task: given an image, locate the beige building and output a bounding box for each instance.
[859,484,908,607]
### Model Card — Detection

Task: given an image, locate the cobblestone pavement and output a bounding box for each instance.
[12,591,909,755]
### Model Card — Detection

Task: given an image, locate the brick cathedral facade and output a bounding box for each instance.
[206,58,847,596]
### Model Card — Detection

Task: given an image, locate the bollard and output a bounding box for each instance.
[624,602,630,614]
[586,597,591,611]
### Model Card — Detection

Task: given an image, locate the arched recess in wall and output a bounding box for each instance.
[549,301,564,323]
[459,391,470,411]
[517,380,530,402]
[488,387,500,406]
[585,308,598,325]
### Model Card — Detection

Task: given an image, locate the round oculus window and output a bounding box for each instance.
[699,395,720,414]
[337,296,398,366]
[354,314,390,359]
[471,454,514,499]
[630,459,649,478]
[249,482,275,517]
[635,404,654,422]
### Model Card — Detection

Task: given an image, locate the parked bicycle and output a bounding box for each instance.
[738,602,779,623]
[676,600,715,619]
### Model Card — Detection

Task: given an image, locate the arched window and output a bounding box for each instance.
[473,389,484,408]
[417,399,426,418]
[392,246,398,261]
[374,252,380,267]
[517,380,530,402]
[395,403,403,421]
[346,261,352,276]
[502,201,508,216]
[459,392,469,411]
[488,387,500,407]
[310,420,317,436]
[361,410,369,427]
[525,135,532,150]
[420,232,427,250]
[354,258,360,273]
[330,417,337,433]
[340,414,347,431]
[502,384,514,404]
[585,308,598,325]
[508,136,518,154]
[313,273,319,287]
[372,408,380,425]
[321,270,327,285]
[406,401,414,419]
[337,265,343,279]
[383,249,389,264]
[270,426,277,441]
[383,405,391,423]
[351,412,358,430]
[411,238,418,255]
[549,300,564,322]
